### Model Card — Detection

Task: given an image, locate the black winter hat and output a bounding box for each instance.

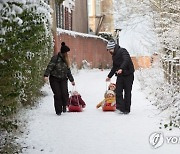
[61,42,70,53]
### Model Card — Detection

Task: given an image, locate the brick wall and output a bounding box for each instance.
[54,31,153,69]
[55,33,112,68]
[131,56,152,69]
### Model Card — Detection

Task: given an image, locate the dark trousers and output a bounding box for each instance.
[116,73,134,112]
[49,76,69,114]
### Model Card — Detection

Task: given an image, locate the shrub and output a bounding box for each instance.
[98,32,113,41]
[0,0,53,152]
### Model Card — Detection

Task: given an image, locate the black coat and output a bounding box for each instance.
[108,44,135,77]
[44,53,74,82]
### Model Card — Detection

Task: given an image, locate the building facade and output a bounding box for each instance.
[55,0,75,30]
[88,0,114,35]
[45,0,88,33]
[72,0,88,33]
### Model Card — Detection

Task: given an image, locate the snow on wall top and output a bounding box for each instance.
[57,28,108,42]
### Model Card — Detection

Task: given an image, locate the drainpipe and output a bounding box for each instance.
[114,28,122,45]
[49,0,59,55]
[86,0,89,33]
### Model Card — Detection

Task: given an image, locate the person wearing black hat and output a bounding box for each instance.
[44,42,75,115]
[106,40,135,114]
[61,42,71,68]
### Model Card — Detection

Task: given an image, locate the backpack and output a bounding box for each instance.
[50,53,69,79]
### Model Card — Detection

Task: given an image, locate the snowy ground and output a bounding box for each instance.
[17,69,180,154]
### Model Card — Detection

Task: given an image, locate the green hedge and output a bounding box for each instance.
[0,1,53,132]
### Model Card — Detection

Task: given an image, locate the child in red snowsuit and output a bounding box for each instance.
[67,91,86,108]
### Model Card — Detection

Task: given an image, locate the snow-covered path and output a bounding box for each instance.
[18,69,180,154]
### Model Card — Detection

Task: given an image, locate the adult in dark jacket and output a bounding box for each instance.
[106,40,135,114]
[44,42,75,116]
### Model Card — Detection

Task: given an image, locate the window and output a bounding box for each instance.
[55,4,64,29]
[88,0,101,16]
[96,0,101,16]
[56,4,60,28]
[60,5,64,29]
[88,0,93,16]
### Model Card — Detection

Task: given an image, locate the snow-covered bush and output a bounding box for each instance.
[70,61,79,75]
[0,0,53,151]
[98,32,113,41]
[136,0,180,129]
[114,0,179,129]
[81,60,91,69]
[136,62,180,130]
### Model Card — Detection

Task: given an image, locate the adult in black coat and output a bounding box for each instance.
[106,40,135,114]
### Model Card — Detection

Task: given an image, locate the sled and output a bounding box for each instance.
[68,88,86,112]
[68,105,83,112]
[102,103,116,111]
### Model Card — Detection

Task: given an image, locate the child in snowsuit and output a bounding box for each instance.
[67,91,86,108]
[96,90,116,108]
[103,83,116,98]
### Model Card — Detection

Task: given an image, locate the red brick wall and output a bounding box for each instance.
[54,32,153,69]
[131,56,139,70]
[131,56,152,69]
[137,56,151,68]
[55,33,112,68]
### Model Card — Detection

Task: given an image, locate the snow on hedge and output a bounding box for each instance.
[0,0,52,36]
